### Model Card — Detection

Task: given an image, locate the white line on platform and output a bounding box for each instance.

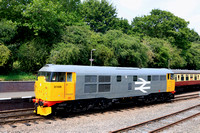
[22,96,33,99]
[0,97,12,100]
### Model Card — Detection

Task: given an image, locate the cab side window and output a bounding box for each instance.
[117,76,121,82]
[52,72,66,82]
[59,72,66,82]
[67,73,72,82]
[147,75,151,81]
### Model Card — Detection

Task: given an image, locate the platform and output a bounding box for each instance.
[0,91,35,100]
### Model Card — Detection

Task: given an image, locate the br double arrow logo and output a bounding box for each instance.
[135,78,151,93]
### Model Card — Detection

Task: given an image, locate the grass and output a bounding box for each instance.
[0,70,37,81]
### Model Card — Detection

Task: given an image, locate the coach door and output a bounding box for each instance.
[65,72,76,100]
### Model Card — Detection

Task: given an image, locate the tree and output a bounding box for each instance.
[0,44,10,66]
[131,9,197,50]
[81,0,117,33]
[18,38,49,72]
[48,43,80,65]
[142,37,186,68]
[113,18,132,34]
[102,30,149,67]
[53,0,81,13]
[94,44,117,66]
[0,0,32,22]
[0,19,17,44]
[185,42,200,69]
[22,0,67,43]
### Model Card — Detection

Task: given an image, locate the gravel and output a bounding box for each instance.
[0,97,199,133]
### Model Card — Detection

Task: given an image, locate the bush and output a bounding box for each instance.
[48,43,80,65]
[0,44,11,66]
[18,39,48,72]
[0,19,17,44]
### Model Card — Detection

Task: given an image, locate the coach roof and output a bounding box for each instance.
[39,64,173,75]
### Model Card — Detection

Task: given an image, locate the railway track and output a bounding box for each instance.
[173,92,200,101]
[109,103,200,133]
[0,92,198,126]
[0,108,43,125]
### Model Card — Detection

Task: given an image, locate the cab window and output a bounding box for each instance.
[51,72,66,82]
[67,73,72,82]
[147,75,151,81]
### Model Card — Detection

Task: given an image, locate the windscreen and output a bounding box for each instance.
[38,72,66,82]
[38,72,51,82]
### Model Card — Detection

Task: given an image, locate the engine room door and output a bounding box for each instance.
[65,72,76,100]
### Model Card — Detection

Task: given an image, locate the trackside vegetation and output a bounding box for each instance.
[0,0,200,81]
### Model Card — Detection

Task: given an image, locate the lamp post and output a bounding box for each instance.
[168,58,172,69]
[90,49,96,66]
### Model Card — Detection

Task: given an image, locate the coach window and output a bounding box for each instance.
[181,75,184,81]
[147,75,151,81]
[195,75,197,80]
[117,75,121,82]
[67,73,72,82]
[133,76,137,81]
[190,74,194,81]
[186,74,189,81]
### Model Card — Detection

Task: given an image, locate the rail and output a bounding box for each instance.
[109,104,200,133]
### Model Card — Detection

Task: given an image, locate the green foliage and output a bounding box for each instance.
[101,30,149,67]
[22,0,66,41]
[113,18,132,34]
[0,0,32,22]
[18,38,49,72]
[60,26,96,65]
[81,0,117,33]
[0,70,36,81]
[1,0,200,75]
[53,0,81,13]
[0,19,17,44]
[48,43,80,64]
[142,37,186,68]
[0,44,11,66]
[131,9,196,50]
[94,44,117,66]
[185,42,200,69]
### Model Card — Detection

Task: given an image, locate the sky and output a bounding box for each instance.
[110,0,200,35]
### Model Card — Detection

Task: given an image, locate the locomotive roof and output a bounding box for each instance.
[172,69,200,74]
[38,64,173,75]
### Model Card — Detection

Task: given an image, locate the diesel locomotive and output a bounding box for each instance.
[33,64,175,116]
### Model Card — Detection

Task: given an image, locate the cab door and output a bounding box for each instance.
[166,73,175,92]
[65,72,76,100]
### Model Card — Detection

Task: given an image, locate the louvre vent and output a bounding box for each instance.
[85,75,97,83]
[84,84,97,93]
[98,84,110,92]
[99,76,111,82]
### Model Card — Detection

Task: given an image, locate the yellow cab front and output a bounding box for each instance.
[33,71,76,116]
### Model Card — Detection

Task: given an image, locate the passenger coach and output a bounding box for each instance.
[33,64,175,116]
[172,70,200,92]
